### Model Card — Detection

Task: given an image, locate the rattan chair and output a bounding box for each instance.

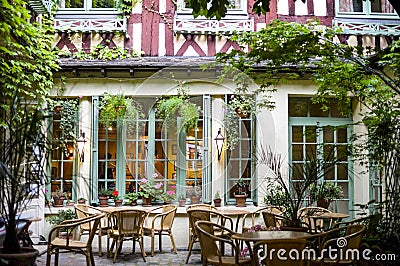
[253,238,307,266]
[46,213,105,266]
[195,220,252,266]
[75,204,111,256]
[242,206,286,232]
[297,207,332,233]
[107,209,147,263]
[186,208,234,263]
[307,224,366,265]
[143,204,178,256]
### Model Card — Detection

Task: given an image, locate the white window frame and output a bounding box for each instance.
[176,0,248,18]
[57,0,119,14]
[336,0,399,19]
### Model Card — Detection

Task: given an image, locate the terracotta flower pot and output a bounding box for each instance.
[213,198,222,207]
[178,198,186,207]
[98,196,109,207]
[317,198,331,209]
[0,247,39,266]
[53,197,65,207]
[114,199,123,207]
[190,195,200,205]
[234,194,247,207]
[142,196,152,206]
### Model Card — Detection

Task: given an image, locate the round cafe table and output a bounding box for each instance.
[232,230,312,242]
[232,230,312,266]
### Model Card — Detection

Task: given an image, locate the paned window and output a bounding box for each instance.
[58,0,117,9]
[337,0,395,15]
[225,95,255,204]
[289,97,353,214]
[48,99,79,201]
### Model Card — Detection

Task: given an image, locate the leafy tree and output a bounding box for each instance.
[0,0,59,254]
[214,19,400,253]
[185,0,400,20]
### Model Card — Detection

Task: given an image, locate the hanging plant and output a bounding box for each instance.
[98,92,143,129]
[49,98,79,143]
[223,94,257,150]
[155,80,200,133]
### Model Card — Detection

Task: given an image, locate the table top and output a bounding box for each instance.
[315,212,350,219]
[217,209,250,216]
[90,206,151,214]
[232,230,312,242]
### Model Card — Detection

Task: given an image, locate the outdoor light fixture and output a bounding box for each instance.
[77,130,87,162]
[214,128,225,160]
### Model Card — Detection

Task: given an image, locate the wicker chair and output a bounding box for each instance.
[107,209,148,263]
[297,207,332,233]
[195,220,252,266]
[242,206,286,232]
[143,204,178,256]
[253,238,307,266]
[186,208,234,264]
[46,213,105,266]
[307,224,366,265]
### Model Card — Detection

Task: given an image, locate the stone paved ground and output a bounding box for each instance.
[34,244,203,266]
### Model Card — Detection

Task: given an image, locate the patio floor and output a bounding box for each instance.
[34,243,203,266]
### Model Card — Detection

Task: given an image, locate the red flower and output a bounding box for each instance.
[112,190,119,198]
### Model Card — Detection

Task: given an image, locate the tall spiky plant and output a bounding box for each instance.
[0,0,58,254]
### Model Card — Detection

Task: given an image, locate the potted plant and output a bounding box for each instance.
[178,194,186,207]
[233,178,248,207]
[213,191,222,207]
[162,190,176,204]
[0,1,59,263]
[98,92,143,129]
[223,94,257,150]
[308,182,344,208]
[77,197,86,204]
[187,185,202,204]
[155,80,200,133]
[138,173,164,206]
[111,190,123,207]
[46,209,77,239]
[124,192,139,206]
[52,189,66,207]
[98,188,113,207]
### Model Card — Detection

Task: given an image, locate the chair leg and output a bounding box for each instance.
[98,231,102,256]
[159,232,162,252]
[85,251,91,266]
[185,235,195,264]
[46,246,52,266]
[169,231,177,254]
[151,232,155,256]
[108,238,116,258]
[54,248,59,266]
[89,248,95,266]
[114,238,122,263]
[138,237,147,262]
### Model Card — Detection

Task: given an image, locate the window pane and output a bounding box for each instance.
[92,0,116,8]
[337,128,348,143]
[339,0,362,12]
[305,126,316,143]
[323,126,334,143]
[371,0,394,13]
[292,126,303,142]
[310,102,328,117]
[292,144,303,161]
[289,99,307,117]
[60,0,84,8]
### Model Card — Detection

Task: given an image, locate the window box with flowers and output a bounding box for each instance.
[309,182,344,209]
[138,173,164,206]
